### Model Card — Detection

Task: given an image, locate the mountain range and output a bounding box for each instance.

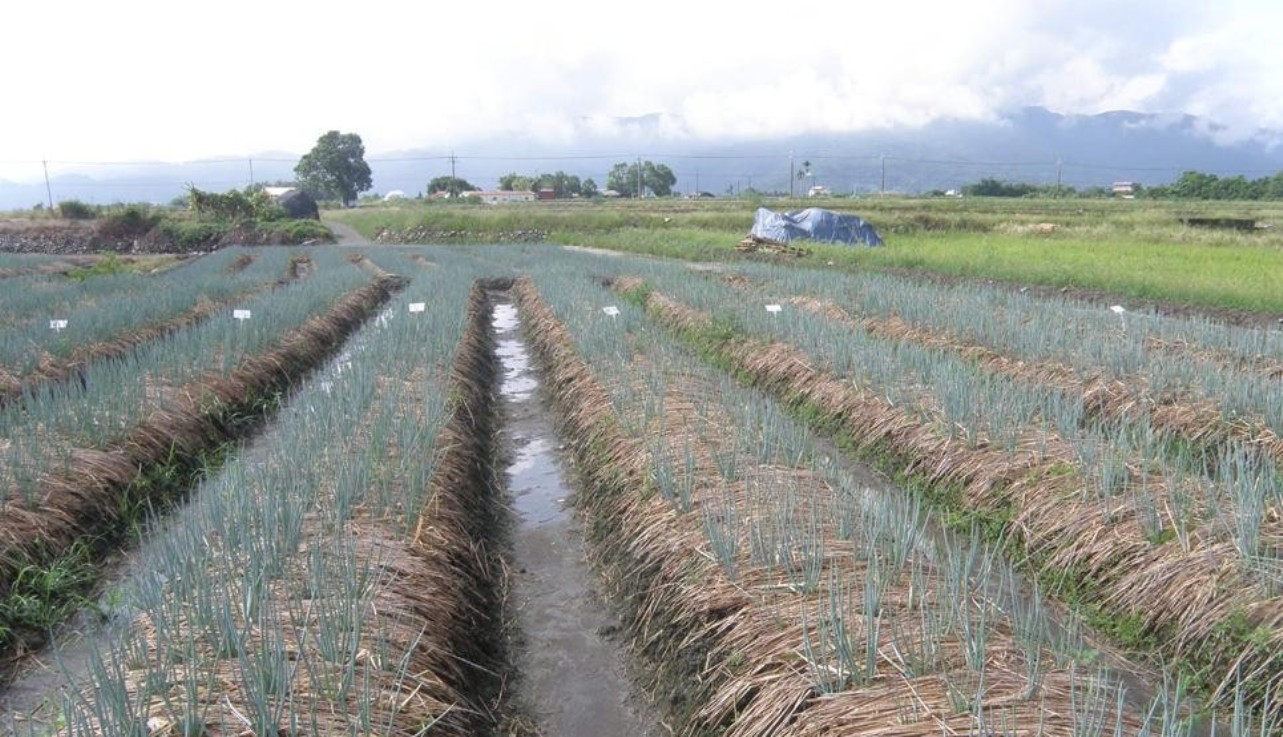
[4,107,1283,209]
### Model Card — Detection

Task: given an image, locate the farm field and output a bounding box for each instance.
[0,242,1276,736]
[330,197,1283,317]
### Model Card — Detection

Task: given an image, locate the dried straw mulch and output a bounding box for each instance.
[622,280,1282,714]
[514,277,1156,736]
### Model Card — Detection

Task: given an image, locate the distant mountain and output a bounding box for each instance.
[5,107,1283,209]
[0,156,299,211]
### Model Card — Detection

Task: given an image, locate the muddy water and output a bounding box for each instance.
[493,301,659,737]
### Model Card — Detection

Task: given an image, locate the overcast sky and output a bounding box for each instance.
[3,0,1281,180]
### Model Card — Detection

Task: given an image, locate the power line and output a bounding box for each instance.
[14,152,1283,175]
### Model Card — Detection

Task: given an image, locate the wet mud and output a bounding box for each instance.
[493,301,660,737]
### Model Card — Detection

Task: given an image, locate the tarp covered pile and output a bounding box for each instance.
[749,207,884,247]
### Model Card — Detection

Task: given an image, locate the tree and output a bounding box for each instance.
[498,172,536,192]
[607,160,677,197]
[499,170,584,197]
[427,176,479,196]
[536,171,582,198]
[962,177,1038,197]
[294,131,372,205]
[581,178,599,198]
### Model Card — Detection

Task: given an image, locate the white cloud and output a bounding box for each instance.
[1157,7,1283,142]
[1,0,1281,179]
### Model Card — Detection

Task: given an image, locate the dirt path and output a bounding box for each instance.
[323,220,370,246]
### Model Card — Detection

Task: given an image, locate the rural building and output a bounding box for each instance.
[1111,181,1137,199]
[537,188,556,201]
[463,190,537,205]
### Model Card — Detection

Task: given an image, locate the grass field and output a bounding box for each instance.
[329,196,1283,315]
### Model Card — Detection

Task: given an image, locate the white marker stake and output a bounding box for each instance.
[1109,305,1126,332]
[233,309,252,321]
[765,304,782,314]
[602,306,620,318]
[49,319,68,332]
[408,302,426,313]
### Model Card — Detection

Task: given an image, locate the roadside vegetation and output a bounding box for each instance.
[1,190,332,254]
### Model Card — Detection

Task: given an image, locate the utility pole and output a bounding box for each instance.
[694,169,699,196]
[1056,157,1063,191]
[42,160,53,210]
[789,152,795,199]
[450,152,457,181]
[248,158,255,186]
[880,155,887,195]
[636,156,642,198]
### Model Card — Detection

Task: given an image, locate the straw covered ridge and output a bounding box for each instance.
[0,265,299,409]
[780,294,1283,464]
[621,279,1282,712]
[513,276,1158,736]
[0,251,309,408]
[0,276,404,649]
[56,280,507,736]
[345,252,398,281]
[1144,336,1283,382]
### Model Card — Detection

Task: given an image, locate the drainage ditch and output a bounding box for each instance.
[492,297,660,737]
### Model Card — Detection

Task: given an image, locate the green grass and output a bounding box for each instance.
[808,232,1283,314]
[331,197,1283,315]
[256,218,333,243]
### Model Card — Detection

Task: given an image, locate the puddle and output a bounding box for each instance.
[493,300,659,737]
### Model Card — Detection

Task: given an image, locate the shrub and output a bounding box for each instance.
[158,219,223,249]
[67,253,127,280]
[259,219,333,244]
[97,206,162,239]
[186,186,287,221]
[57,200,97,219]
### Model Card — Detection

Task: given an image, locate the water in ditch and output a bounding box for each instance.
[493,300,660,737]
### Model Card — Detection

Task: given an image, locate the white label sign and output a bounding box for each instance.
[233,309,252,321]
[765,304,782,313]
[49,319,68,332]
[408,302,426,313]
[602,306,621,317]
[1109,305,1126,315]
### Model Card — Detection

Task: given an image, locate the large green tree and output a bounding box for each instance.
[498,170,584,197]
[536,171,583,198]
[607,161,677,197]
[498,172,536,191]
[294,131,373,205]
[427,176,479,196]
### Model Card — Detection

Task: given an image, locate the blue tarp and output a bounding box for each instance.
[750,207,884,247]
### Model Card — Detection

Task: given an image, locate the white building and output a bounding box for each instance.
[463,190,537,204]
